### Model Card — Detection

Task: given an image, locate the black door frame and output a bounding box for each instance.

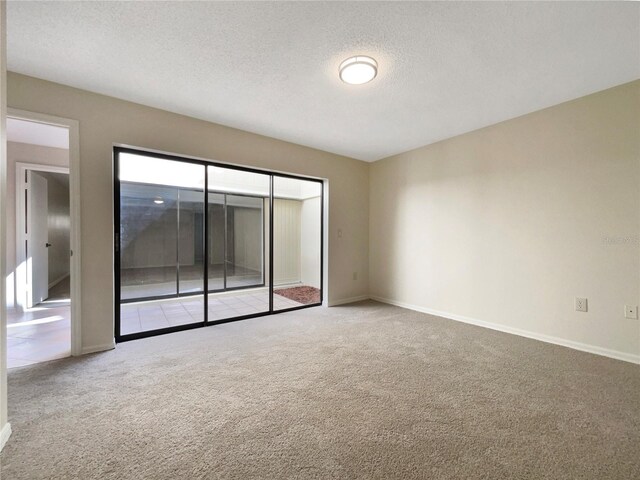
[113,146,324,342]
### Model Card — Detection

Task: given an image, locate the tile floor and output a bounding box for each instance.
[7,303,71,368]
[120,288,304,336]
[120,265,263,300]
[8,278,72,368]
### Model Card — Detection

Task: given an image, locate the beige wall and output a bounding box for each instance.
[5,142,68,308]
[370,80,640,360]
[7,72,370,352]
[301,196,321,288]
[233,207,262,273]
[273,198,301,285]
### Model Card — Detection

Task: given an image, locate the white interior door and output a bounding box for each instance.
[28,170,49,307]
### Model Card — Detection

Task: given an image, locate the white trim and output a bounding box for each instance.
[81,340,115,356]
[48,273,70,290]
[8,109,82,357]
[322,180,329,307]
[371,296,640,365]
[0,422,11,451]
[329,294,369,307]
[16,163,68,174]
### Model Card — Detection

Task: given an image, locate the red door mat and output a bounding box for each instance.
[274,286,320,305]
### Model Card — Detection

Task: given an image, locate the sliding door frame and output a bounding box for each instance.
[114,146,324,343]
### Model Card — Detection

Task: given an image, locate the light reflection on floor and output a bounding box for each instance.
[8,277,72,368]
[7,302,71,368]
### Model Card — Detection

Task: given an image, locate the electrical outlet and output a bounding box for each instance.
[352,272,358,281]
[575,297,588,312]
[625,305,638,319]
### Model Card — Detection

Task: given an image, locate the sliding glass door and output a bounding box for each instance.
[115,148,323,341]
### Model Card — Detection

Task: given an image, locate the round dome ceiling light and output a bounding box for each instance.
[339,56,377,85]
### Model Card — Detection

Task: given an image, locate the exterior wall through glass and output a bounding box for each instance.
[114,147,323,342]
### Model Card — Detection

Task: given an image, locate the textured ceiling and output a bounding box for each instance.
[7,1,640,162]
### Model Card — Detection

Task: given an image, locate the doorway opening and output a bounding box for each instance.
[6,114,79,367]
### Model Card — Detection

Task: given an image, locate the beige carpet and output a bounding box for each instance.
[1,301,638,479]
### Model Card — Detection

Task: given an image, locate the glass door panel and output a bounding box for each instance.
[272,176,322,311]
[178,188,204,295]
[207,192,225,291]
[226,195,264,289]
[120,183,178,300]
[207,166,270,322]
[118,151,205,337]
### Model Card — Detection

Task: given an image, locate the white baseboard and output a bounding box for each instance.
[329,295,370,307]
[81,340,116,355]
[48,273,70,290]
[0,422,12,452]
[371,296,640,365]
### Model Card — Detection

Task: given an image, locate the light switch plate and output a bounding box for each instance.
[625,305,638,319]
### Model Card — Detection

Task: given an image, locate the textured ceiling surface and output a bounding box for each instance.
[7,1,640,161]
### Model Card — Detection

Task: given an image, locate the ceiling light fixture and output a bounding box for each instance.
[339,56,378,85]
[153,197,164,205]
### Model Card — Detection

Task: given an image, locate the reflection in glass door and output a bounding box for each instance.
[225,194,264,289]
[207,166,270,322]
[206,193,265,292]
[115,148,323,342]
[207,192,225,291]
[119,183,178,300]
[178,187,205,295]
[116,152,205,337]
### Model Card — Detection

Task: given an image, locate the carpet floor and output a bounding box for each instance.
[1,301,638,479]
